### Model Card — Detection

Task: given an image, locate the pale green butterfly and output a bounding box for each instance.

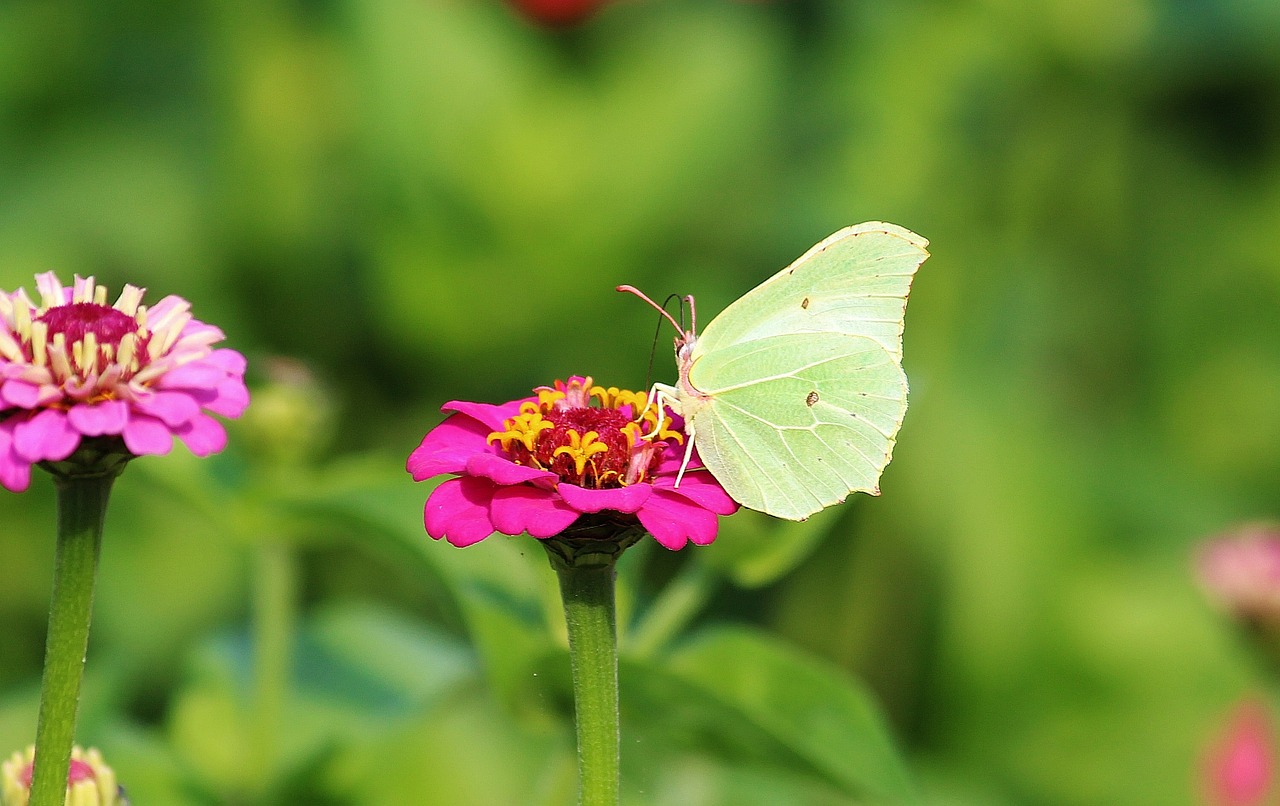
[619,222,928,521]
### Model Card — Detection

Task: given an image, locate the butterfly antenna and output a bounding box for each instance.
[617,284,685,334]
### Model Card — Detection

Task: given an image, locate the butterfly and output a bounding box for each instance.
[619,222,928,521]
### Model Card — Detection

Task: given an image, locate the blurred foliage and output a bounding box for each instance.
[1,0,1279,803]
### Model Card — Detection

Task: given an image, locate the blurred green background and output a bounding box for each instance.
[2,0,1279,803]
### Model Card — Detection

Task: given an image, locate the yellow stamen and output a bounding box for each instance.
[552,430,609,476]
[82,332,99,375]
[488,407,554,453]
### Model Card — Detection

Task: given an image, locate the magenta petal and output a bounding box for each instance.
[424,476,497,547]
[655,443,705,474]
[176,413,227,457]
[490,486,580,537]
[67,401,129,436]
[442,398,534,432]
[0,422,31,492]
[406,414,493,480]
[122,415,174,456]
[557,483,651,514]
[638,490,721,549]
[13,409,80,462]
[134,391,201,427]
[466,452,558,486]
[652,469,739,515]
[1,380,42,408]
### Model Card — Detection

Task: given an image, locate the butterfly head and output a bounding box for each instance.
[617,284,700,380]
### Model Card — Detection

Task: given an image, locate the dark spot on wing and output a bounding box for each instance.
[801,297,810,309]
[805,391,819,407]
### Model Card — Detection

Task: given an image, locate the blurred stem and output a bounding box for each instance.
[545,529,640,806]
[249,538,296,799]
[626,559,717,658]
[30,472,117,806]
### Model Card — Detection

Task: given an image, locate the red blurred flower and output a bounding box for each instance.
[407,376,737,549]
[507,0,607,28]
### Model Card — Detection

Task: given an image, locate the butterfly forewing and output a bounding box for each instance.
[685,331,908,521]
[694,222,928,363]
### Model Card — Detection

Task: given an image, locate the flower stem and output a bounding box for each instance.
[30,472,117,806]
[544,528,640,806]
[249,539,296,799]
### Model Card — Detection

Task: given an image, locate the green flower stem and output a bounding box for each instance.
[249,538,297,799]
[30,472,118,806]
[544,527,642,806]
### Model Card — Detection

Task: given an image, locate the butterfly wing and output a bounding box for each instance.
[683,331,908,521]
[694,222,928,362]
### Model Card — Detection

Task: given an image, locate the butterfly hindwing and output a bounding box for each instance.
[684,331,908,521]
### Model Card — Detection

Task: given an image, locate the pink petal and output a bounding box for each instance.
[490,485,581,537]
[155,363,225,391]
[122,414,174,456]
[558,483,651,514]
[203,377,250,417]
[0,422,32,492]
[424,476,498,547]
[442,398,533,432]
[407,414,494,480]
[67,401,129,436]
[466,452,558,486]
[653,469,739,515]
[1205,699,1275,806]
[1,380,43,408]
[654,442,705,474]
[176,413,227,457]
[205,348,246,374]
[13,409,81,462]
[133,391,201,427]
[638,490,722,549]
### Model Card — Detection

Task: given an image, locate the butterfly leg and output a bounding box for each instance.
[638,383,681,440]
[674,419,696,489]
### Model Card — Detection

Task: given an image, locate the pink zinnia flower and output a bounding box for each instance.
[0,272,249,491]
[407,376,738,550]
[1203,698,1275,806]
[1196,523,1280,629]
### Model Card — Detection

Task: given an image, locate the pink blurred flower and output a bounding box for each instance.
[0,273,248,491]
[407,376,738,550]
[1204,698,1275,806]
[1196,523,1280,628]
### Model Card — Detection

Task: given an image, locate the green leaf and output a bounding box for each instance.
[664,627,917,804]
[703,507,845,589]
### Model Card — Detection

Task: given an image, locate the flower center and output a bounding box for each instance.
[488,377,682,489]
[37,302,138,348]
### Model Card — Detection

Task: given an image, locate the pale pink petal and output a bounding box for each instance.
[652,469,739,515]
[442,398,533,432]
[67,400,129,436]
[407,414,493,480]
[639,490,721,549]
[558,483,651,514]
[13,409,80,462]
[424,477,497,547]
[155,363,224,390]
[133,391,201,427]
[0,422,31,492]
[466,452,558,486]
[490,486,580,537]
[176,413,227,457]
[122,414,174,456]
